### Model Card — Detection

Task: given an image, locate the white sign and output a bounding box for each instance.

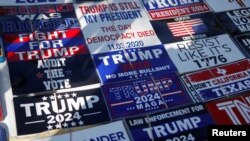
[164,34,246,74]
[32,134,70,141]
[74,0,161,54]
[205,0,250,12]
[72,121,131,141]
[0,0,73,5]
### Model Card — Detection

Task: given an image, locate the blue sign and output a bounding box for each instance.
[151,12,225,43]
[235,34,250,57]
[14,88,111,135]
[126,103,214,141]
[216,8,250,35]
[93,45,177,84]
[102,73,192,119]
[0,126,7,141]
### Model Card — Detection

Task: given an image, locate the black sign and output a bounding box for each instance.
[14,88,111,135]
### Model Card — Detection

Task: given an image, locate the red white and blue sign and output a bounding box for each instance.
[93,45,177,84]
[102,73,192,119]
[125,103,214,141]
[151,12,225,43]
[13,88,111,135]
[4,28,99,95]
[141,0,210,20]
[181,59,250,102]
[0,4,79,33]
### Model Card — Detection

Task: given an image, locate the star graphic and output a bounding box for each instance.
[36,72,43,79]
[71,121,76,127]
[65,69,72,75]
[71,92,77,97]
[63,122,68,128]
[217,68,227,75]
[50,95,55,100]
[42,96,48,101]
[57,94,62,99]
[64,93,70,98]
[47,125,53,130]
[55,123,61,129]
[78,120,84,126]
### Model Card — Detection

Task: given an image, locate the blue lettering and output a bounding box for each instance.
[16,0,57,3]
[89,132,125,141]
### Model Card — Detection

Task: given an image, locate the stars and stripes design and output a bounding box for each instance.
[167,18,207,37]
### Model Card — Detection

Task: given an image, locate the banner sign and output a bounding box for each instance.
[102,73,191,119]
[181,59,250,102]
[164,34,246,74]
[126,104,214,141]
[206,93,250,125]
[93,45,177,84]
[235,34,250,56]
[215,7,250,35]
[0,38,4,63]
[142,0,210,20]
[74,0,161,54]
[0,4,79,33]
[14,88,111,135]
[4,28,99,95]
[151,12,225,43]
[0,0,73,6]
[206,0,250,13]
[72,121,130,141]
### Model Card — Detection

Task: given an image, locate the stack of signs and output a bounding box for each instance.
[181,59,250,102]
[1,4,99,95]
[142,0,246,74]
[0,38,4,63]
[74,0,192,119]
[126,103,214,141]
[13,88,110,135]
[206,93,250,125]
[206,0,250,58]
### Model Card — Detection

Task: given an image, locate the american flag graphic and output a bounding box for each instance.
[167,19,207,37]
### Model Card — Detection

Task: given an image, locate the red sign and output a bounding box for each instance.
[206,93,250,125]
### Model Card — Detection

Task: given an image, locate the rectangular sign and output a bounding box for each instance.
[206,0,250,12]
[102,73,192,119]
[74,0,161,54]
[235,34,250,57]
[142,0,210,20]
[0,4,78,33]
[93,45,177,84]
[0,0,73,5]
[4,28,99,95]
[126,104,214,141]
[206,93,250,125]
[164,34,246,74]
[14,88,111,135]
[181,59,250,102]
[72,121,130,141]
[151,12,225,43]
[216,7,250,35]
[0,126,7,141]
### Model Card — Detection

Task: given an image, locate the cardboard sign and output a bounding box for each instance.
[164,34,246,74]
[206,93,250,125]
[151,12,225,43]
[215,7,250,35]
[102,73,192,119]
[0,4,78,33]
[142,0,210,20]
[93,45,177,84]
[4,28,99,95]
[72,121,130,141]
[126,104,214,141]
[206,0,250,12]
[14,88,110,135]
[0,0,73,6]
[74,0,161,54]
[235,34,250,56]
[181,59,250,102]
